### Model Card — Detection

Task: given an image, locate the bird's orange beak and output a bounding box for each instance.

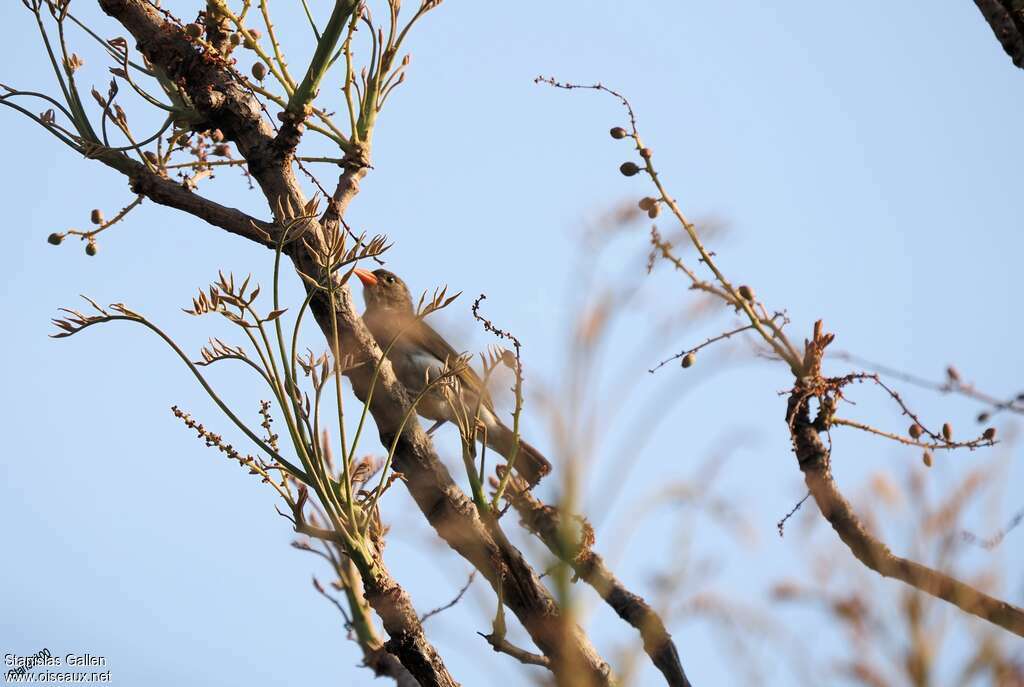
[353,268,378,287]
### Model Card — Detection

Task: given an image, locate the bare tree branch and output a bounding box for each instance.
[972,0,1024,68]
[787,384,1024,637]
[501,474,692,687]
[99,152,274,246]
[94,2,614,682]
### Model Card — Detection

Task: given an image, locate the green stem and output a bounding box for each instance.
[286,0,358,119]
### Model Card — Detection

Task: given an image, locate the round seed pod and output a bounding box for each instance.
[85,240,98,256]
[983,427,997,441]
[251,62,267,81]
[922,451,932,467]
[609,127,628,139]
[229,32,242,46]
[908,424,923,439]
[638,197,655,211]
[620,161,640,176]
[47,232,64,245]
[681,352,696,368]
[738,285,755,301]
[185,23,203,39]
[942,422,953,441]
[90,209,104,225]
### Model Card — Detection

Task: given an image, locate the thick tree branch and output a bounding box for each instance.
[97,152,274,246]
[502,475,692,687]
[97,0,298,207]
[96,1,613,682]
[787,389,1024,637]
[306,285,612,686]
[972,0,1024,68]
[95,4,460,686]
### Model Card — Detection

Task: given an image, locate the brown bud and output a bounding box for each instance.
[213,143,230,156]
[640,147,652,158]
[681,352,696,368]
[619,161,640,176]
[251,62,267,80]
[47,232,64,245]
[90,209,104,225]
[638,197,655,211]
[210,128,224,142]
[983,427,997,441]
[609,126,628,139]
[942,422,952,441]
[144,151,159,165]
[185,23,203,39]
[229,32,242,46]
[85,240,98,257]
[247,28,262,40]
[977,411,989,423]
[908,424,923,439]
[946,365,960,382]
[738,285,755,301]
[922,451,932,467]
[647,204,660,219]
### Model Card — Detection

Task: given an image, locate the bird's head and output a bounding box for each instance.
[353,268,414,314]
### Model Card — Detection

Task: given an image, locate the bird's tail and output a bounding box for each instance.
[486,422,551,488]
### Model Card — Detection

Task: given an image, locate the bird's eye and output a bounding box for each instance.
[385,275,394,284]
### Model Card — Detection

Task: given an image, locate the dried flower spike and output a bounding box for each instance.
[908,424,923,439]
[620,161,640,176]
[609,126,628,139]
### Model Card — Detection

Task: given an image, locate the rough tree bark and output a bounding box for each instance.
[503,475,692,687]
[972,0,1024,68]
[94,0,619,683]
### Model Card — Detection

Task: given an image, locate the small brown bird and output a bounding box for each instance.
[354,267,552,486]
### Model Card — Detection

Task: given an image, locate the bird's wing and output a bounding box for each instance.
[409,319,495,412]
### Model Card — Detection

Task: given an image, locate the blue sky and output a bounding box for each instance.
[2,2,1022,685]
